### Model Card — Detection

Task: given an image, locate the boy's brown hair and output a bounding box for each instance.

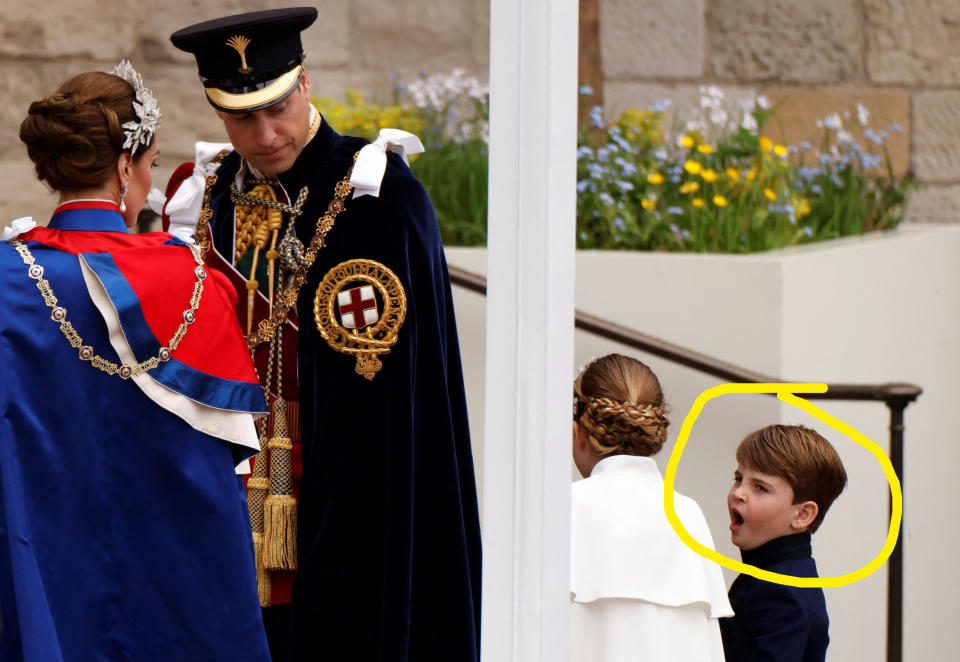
[736,424,847,533]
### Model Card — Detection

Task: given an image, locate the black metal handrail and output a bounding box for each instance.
[448,263,921,662]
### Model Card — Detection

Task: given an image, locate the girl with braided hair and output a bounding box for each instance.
[0,66,271,659]
[570,353,732,662]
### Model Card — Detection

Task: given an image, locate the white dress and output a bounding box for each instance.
[570,455,733,662]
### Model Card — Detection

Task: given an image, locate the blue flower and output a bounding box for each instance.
[650,98,672,113]
[799,141,812,151]
[597,147,611,163]
[859,153,883,169]
[810,184,822,195]
[888,122,903,134]
[819,154,832,166]
[589,105,605,129]
[579,84,594,96]
[615,180,634,192]
[577,180,592,193]
[613,217,626,231]
[667,206,683,216]
[804,226,813,237]
[577,146,595,160]
[798,166,822,180]
[863,128,884,145]
[599,192,615,206]
[654,149,668,162]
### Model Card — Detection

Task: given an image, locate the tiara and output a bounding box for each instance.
[109,59,161,156]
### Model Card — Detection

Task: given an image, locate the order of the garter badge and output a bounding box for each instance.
[314,259,406,380]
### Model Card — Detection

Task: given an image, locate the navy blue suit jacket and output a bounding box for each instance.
[720,533,829,662]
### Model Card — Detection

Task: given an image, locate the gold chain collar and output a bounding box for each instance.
[245,155,357,349]
[12,240,207,379]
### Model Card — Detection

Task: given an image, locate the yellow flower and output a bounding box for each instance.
[795,197,812,217]
[697,144,715,155]
[678,181,700,194]
[763,187,777,201]
[774,144,789,158]
[758,136,773,152]
[725,167,740,181]
[683,160,702,175]
[713,195,728,207]
[681,135,695,149]
[641,198,657,210]
[745,168,757,181]
[692,198,705,208]
[701,169,718,183]
[647,173,665,185]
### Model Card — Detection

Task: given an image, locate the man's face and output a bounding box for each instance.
[215,71,312,177]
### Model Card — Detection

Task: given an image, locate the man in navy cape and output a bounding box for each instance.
[169,8,481,661]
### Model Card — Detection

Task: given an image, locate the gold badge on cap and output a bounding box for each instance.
[314,259,406,380]
[225,35,253,75]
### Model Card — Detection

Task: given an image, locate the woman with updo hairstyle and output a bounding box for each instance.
[569,354,732,662]
[0,64,271,660]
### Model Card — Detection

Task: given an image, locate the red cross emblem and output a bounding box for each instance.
[337,285,379,330]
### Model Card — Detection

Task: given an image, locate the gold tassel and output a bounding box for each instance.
[252,531,272,607]
[263,397,297,570]
[247,418,272,606]
[263,493,297,570]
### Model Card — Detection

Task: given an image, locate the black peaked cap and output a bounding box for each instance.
[170,7,318,113]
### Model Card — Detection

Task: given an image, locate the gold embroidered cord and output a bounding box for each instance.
[192,150,232,259]
[246,153,359,350]
[12,240,206,379]
[262,328,296,571]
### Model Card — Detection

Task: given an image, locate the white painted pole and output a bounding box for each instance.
[480,0,579,660]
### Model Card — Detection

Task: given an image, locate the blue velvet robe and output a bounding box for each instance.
[720,533,830,662]
[206,118,482,661]
[0,206,270,661]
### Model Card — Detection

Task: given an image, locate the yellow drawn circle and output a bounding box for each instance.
[662,383,902,588]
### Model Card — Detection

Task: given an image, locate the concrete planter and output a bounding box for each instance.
[446,223,960,662]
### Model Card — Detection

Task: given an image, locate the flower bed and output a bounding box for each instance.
[316,73,914,253]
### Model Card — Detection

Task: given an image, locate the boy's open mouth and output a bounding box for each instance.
[730,508,744,531]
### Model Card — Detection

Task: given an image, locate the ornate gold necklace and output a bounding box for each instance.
[12,239,207,379]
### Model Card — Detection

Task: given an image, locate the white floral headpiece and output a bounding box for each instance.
[109,59,161,156]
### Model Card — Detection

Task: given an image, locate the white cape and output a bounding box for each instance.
[570,454,732,662]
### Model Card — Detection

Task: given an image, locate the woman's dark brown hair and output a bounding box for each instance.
[574,353,669,458]
[19,71,153,192]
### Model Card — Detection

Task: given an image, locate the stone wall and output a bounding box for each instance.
[3,1,957,225]
[601,0,960,224]
[0,1,490,222]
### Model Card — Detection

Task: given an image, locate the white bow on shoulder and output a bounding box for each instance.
[164,142,234,239]
[2,217,37,242]
[350,129,425,199]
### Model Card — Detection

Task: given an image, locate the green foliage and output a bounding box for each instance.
[313,70,489,245]
[410,139,488,246]
[317,76,914,253]
[576,91,915,253]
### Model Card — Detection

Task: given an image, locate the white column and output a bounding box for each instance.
[480,0,579,660]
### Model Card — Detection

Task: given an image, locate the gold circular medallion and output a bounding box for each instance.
[314,259,407,380]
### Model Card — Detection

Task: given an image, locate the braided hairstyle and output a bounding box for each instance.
[574,354,669,458]
[19,71,152,192]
